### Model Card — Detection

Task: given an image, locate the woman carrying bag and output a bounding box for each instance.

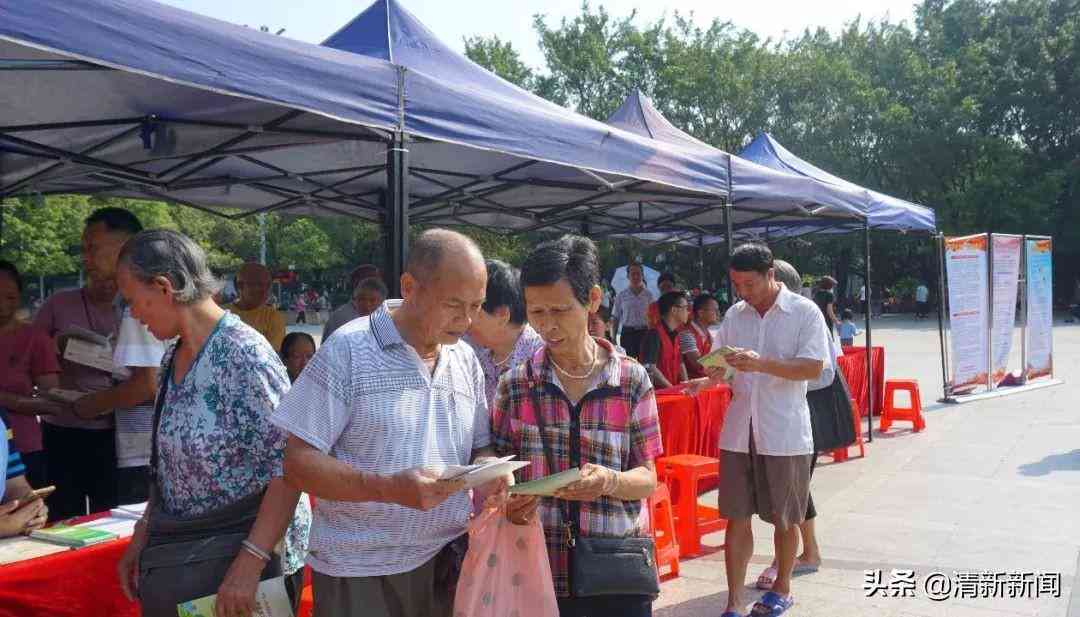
[492,235,664,617]
[113,230,309,617]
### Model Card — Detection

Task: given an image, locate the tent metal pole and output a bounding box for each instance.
[724,201,734,303]
[936,233,949,400]
[698,235,705,289]
[863,220,873,442]
[384,131,409,298]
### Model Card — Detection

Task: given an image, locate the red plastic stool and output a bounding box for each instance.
[298,584,313,617]
[880,379,926,432]
[647,482,680,578]
[829,397,866,462]
[656,454,726,557]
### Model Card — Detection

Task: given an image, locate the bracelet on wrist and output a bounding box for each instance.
[240,539,271,563]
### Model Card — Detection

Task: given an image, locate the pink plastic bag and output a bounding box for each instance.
[453,506,559,617]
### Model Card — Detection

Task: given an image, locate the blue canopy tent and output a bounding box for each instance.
[604,92,940,442]
[599,90,870,240]
[319,1,874,238]
[0,0,740,289]
[740,132,936,235]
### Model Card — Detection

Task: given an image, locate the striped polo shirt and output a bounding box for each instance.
[270,299,490,577]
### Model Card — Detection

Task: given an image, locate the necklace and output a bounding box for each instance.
[550,340,599,380]
[492,329,524,367]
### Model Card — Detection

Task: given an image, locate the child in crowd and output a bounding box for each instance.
[838,308,860,346]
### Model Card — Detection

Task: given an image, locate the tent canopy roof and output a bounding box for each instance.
[604,90,870,237]
[740,132,937,234]
[0,0,740,236]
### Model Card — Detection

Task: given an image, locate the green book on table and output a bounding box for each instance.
[30,524,117,548]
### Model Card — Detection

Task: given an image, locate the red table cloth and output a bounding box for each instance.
[0,513,138,617]
[839,346,886,416]
[655,385,732,457]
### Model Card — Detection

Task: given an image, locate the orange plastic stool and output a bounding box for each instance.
[880,379,926,432]
[647,482,680,578]
[829,398,866,462]
[656,454,726,557]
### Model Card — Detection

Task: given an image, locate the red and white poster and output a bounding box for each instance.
[989,235,1022,386]
[945,234,990,391]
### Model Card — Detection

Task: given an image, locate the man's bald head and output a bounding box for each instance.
[236,262,272,308]
[398,229,487,347]
[405,229,485,283]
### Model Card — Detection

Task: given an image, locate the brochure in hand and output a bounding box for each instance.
[698,345,741,381]
[178,576,293,617]
[508,467,582,496]
[436,455,530,490]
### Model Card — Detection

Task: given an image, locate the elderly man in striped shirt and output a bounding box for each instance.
[273,229,503,617]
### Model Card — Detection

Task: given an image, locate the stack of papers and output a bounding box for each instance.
[58,326,115,374]
[110,502,148,520]
[436,455,529,490]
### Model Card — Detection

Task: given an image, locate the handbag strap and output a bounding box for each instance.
[524,360,591,547]
[149,343,178,488]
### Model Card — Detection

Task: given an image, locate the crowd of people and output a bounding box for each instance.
[0,205,862,617]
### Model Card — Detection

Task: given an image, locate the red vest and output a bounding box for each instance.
[685,322,712,379]
[655,324,683,386]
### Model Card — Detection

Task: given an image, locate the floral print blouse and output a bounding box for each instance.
[156,312,310,574]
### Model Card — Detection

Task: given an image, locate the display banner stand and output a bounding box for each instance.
[938,233,1062,404]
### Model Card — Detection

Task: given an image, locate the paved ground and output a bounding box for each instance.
[653,314,1080,617]
[287,314,1080,616]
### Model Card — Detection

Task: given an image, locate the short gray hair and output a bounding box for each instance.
[118,229,221,305]
[773,259,802,293]
[353,276,388,299]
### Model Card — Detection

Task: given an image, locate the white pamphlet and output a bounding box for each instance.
[436,455,529,489]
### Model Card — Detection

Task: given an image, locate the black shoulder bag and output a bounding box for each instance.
[527,361,659,599]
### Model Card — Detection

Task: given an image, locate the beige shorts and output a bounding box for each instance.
[717,432,812,531]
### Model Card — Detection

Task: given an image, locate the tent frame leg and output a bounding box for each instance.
[863,221,874,443]
[384,131,409,297]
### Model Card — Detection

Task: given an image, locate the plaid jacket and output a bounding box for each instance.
[491,338,664,597]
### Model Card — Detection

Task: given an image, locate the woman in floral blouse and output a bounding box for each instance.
[113,230,309,617]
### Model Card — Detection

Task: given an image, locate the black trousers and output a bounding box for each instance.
[620,327,648,360]
[21,450,48,488]
[558,595,653,617]
[116,465,151,506]
[42,423,118,520]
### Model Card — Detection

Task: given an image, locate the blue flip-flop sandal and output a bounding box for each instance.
[749,591,794,617]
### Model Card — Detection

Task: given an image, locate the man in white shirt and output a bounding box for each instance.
[611,263,653,359]
[915,282,930,319]
[272,229,502,617]
[694,244,828,617]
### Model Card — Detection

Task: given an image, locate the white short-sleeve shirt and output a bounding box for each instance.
[270,299,490,577]
[112,302,166,468]
[714,286,830,456]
